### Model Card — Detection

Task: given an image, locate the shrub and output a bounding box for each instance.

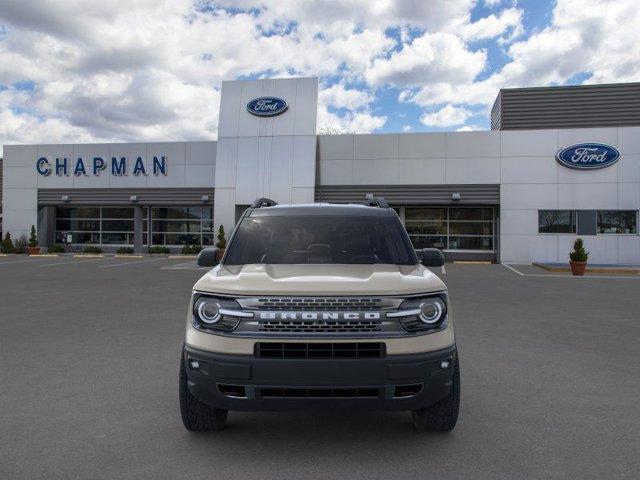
[181,244,202,255]
[48,244,66,253]
[82,246,103,254]
[148,245,170,254]
[13,235,28,254]
[29,225,38,247]
[215,225,227,250]
[569,238,589,262]
[116,247,135,254]
[1,232,14,253]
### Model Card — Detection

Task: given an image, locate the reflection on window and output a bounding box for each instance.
[405,207,494,251]
[55,207,139,245]
[597,211,637,234]
[538,210,576,233]
[150,206,214,246]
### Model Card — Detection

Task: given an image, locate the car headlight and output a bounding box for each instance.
[418,298,445,324]
[192,293,253,332]
[386,294,447,332]
[196,298,221,324]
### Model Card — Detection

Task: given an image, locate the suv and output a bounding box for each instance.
[179,198,459,432]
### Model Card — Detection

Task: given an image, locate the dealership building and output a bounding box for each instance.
[1,78,639,264]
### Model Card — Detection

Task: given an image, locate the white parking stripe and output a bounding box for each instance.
[98,257,166,269]
[39,258,106,267]
[502,263,640,279]
[502,263,525,276]
[161,261,208,270]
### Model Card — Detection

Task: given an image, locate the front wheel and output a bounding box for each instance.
[179,350,228,431]
[411,356,460,432]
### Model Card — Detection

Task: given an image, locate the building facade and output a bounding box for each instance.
[2,77,639,264]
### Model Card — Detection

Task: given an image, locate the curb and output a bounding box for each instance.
[73,254,105,258]
[168,255,197,259]
[29,254,59,258]
[114,254,145,259]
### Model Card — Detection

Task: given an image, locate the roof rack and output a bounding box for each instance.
[364,194,390,208]
[251,197,278,208]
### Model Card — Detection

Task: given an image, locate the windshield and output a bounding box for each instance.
[224,215,418,265]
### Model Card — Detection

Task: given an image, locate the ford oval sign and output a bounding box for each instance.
[247,97,288,117]
[556,143,620,170]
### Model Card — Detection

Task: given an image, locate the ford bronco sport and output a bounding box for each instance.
[179,197,459,432]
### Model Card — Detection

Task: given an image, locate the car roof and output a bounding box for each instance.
[247,203,396,217]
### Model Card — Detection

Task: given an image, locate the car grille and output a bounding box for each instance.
[255,342,385,359]
[259,387,381,398]
[255,297,383,311]
[259,319,381,334]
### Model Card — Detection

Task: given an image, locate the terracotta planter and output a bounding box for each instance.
[27,246,41,255]
[570,261,587,276]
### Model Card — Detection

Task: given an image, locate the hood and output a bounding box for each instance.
[193,263,446,296]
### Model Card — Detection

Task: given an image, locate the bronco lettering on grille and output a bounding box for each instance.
[257,312,381,320]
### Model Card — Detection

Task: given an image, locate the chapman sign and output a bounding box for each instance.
[36,156,167,177]
[556,143,620,170]
[246,97,288,117]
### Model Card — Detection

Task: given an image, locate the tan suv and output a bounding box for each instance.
[179,197,459,432]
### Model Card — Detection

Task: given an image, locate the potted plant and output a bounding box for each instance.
[569,238,589,276]
[215,225,227,260]
[28,225,40,255]
[1,232,14,253]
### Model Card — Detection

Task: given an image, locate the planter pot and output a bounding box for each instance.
[570,261,587,276]
[27,246,41,255]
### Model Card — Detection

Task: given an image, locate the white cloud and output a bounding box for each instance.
[420,105,472,127]
[402,125,412,132]
[456,124,484,131]
[366,32,486,88]
[319,84,373,110]
[317,107,387,134]
[458,7,523,42]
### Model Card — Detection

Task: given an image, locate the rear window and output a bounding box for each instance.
[224,215,417,265]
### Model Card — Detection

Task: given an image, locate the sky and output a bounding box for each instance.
[0,0,639,154]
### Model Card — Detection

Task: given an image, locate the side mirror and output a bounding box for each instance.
[420,248,445,267]
[197,247,220,267]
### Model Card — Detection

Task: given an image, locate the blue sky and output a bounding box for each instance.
[0,0,638,150]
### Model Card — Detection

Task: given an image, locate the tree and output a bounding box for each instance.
[215,225,227,250]
[29,225,38,247]
[1,232,15,253]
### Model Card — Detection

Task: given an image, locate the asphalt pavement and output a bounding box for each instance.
[1,256,639,479]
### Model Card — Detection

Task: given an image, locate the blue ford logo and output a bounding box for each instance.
[247,97,288,117]
[556,143,620,170]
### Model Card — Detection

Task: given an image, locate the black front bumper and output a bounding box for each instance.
[184,344,457,411]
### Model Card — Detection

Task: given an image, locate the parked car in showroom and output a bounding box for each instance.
[179,197,459,431]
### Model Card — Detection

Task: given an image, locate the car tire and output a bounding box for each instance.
[411,355,460,432]
[179,349,228,432]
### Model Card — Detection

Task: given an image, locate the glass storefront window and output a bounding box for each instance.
[597,211,638,234]
[55,206,138,245]
[150,207,215,246]
[538,210,576,233]
[404,206,494,251]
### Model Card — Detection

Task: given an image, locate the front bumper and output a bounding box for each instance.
[184,344,457,411]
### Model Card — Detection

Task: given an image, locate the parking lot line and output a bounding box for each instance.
[502,263,525,276]
[39,258,106,267]
[503,263,640,279]
[98,257,166,269]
